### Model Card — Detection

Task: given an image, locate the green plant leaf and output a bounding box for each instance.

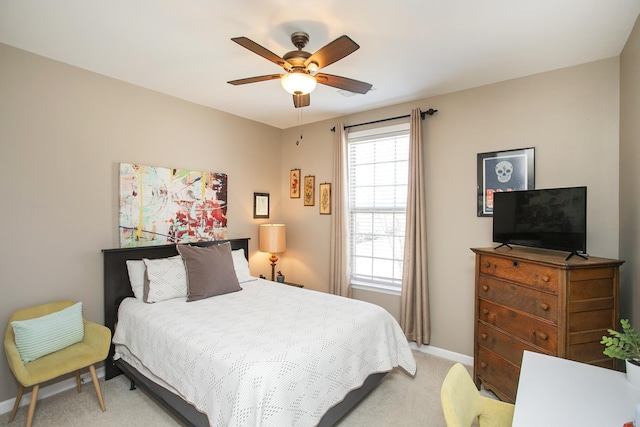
[601,319,640,361]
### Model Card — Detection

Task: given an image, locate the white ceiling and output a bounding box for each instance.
[1,1,638,129]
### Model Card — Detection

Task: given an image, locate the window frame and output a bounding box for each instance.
[347,123,410,295]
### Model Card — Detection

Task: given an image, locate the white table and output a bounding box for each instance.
[513,351,640,427]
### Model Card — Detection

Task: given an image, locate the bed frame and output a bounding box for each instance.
[102,238,385,426]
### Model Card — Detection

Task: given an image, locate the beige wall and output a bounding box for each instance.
[0,36,632,404]
[620,15,640,324]
[0,43,283,402]
[280,57,621,356]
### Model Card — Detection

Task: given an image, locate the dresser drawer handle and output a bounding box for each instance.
[542,275,550,282]
[483,261,491,268]
[480,362,487,369]
[483,309,489,315]
[534,331,549,340]
[540,303,549,311]
[482,285,489,292]
[481,333,488,340]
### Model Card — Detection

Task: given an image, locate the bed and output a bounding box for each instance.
[103,238,416,426]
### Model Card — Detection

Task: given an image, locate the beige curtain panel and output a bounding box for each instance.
[400,108,431,345]
[329,123,352,297]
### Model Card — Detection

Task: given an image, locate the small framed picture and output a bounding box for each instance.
[319,183,331,215]
[304,175,315,206]
[253,192,269,219]
[290,169,300,198]
[477,147,535,217]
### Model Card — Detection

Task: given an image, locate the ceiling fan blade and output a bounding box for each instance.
[227,74,282,85]
[305,35,359,69]
[293,93,310,108]
[231,37,291,71]
[315,73,372,94]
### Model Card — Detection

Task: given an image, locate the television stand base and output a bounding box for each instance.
[566,251,589,261]
[494,243,513,250]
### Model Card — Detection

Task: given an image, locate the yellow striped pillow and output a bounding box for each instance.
[11,302,85,364]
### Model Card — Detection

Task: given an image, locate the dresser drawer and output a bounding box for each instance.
[479,254,558,293]
[477,323,549,367]
[478,300,558,354]
[478,276,558,322]
[475,347,520,403]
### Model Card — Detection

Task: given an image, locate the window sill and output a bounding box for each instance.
[351,281,402,297]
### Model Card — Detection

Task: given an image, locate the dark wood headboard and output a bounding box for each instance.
[102,238,250,380]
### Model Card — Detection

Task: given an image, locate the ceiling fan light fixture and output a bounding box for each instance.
[281,72,317,95]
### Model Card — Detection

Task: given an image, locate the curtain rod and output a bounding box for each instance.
[330,108,437,132]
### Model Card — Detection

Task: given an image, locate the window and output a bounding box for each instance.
[348,124,409,292]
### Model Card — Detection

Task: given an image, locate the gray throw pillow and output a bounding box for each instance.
[176,243,242,302]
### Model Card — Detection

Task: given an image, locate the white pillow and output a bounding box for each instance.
[125,260,146,300]
[232,249,256,283]
[143,255,187,303]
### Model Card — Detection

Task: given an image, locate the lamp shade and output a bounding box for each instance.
[259,224,286,253]
[280,72,317,95]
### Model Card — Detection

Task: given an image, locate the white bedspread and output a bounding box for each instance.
[112,279,416,427]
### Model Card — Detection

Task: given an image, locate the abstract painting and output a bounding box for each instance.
[119,163,228,247]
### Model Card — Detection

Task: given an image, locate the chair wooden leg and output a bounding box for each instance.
[89,365,106,412]
[8,384,24,422]
[76,370,82,393]
[25,384,39,427]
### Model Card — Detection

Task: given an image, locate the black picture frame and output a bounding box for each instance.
[253,192,269,219]
[477,147,535,217]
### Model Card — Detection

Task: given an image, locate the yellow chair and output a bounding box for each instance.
[4,300,111,427]
[441,363,515,427]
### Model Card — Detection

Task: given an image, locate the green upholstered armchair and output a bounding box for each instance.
[441,363,515,427]
[4,300,111,427]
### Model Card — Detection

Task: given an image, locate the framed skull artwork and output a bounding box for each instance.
[477,147,535,217]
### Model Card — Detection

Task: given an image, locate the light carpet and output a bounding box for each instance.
[0,351,471,426]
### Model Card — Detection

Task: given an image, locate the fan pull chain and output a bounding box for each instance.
[296,109,303,145]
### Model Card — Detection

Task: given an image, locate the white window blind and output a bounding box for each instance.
[348,125,410,289]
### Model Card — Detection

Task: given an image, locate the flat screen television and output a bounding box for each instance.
[492,186,587,258]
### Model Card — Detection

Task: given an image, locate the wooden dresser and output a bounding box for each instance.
[471,246,623,403]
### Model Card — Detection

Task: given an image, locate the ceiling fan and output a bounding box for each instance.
[227,32,372,108]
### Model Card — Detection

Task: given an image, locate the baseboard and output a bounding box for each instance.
[411,342,474,366]
[0,367,105,415]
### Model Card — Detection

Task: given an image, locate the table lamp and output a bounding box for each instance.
[259,224,286,281]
